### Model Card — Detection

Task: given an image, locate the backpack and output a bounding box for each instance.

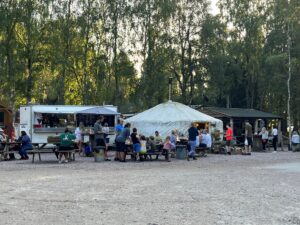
[84,145,93,156]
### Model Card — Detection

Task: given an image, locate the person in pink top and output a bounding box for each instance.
[162,136,172,162]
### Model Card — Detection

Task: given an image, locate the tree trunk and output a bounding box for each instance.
[83,2,91,105]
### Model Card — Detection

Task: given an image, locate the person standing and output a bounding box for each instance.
[103,122,110,144]
[75,122,85,156]
[94,116,105,147]
[114,119,124,161]
[225,124,233,155]
[259,127,269,151]
[94,116,110,160]
[170,130,177,157]
[188,123,199,160]
[131,128,141,161]
[18,131,33,160]
[291,131,300,151]
[203,129,212,149]
[115,123,131,162]
[244,121,253,155]
[162,136,172,162]
[272,126,278,152]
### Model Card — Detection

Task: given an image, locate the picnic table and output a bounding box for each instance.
[0,140,77,163]
[0,141,21,160]
[124,143,166,161]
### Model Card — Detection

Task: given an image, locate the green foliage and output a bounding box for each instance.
[0,0,299,128]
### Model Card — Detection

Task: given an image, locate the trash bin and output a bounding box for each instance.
[176,145,187,160]
[94,146,105,162]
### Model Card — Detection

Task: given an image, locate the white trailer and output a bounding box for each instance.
[19,104,119,143]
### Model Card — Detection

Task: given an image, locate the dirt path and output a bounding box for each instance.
[0,152,299,225]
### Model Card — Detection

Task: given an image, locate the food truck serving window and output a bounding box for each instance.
[34,113,75,128]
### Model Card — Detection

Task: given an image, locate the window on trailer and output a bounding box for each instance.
[34,113,76,128]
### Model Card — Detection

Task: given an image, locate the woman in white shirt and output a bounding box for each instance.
[272,126,278,151]
[259,127,269,151]
[75,122,84,155]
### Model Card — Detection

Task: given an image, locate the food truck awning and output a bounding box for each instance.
[77,107,120,115]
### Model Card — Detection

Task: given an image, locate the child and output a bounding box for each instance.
[162,136,172,162]
[139,135,147,161]
[131,128,141,161]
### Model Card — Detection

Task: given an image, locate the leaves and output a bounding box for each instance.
[0,0,299,127]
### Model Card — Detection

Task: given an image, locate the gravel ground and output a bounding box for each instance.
[0,151,300,225]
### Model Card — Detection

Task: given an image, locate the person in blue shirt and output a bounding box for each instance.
[115,123,131,162]
[114,119,124,161]
[18,131,33,160]
[188,123,198,160]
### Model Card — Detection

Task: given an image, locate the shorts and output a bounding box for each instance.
[226,140,231,146]
[246,137,253,146]
[116,141,125,152]
[96,138,106,147]
[133,143,141,153]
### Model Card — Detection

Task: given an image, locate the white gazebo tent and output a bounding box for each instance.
[125,101,223,138]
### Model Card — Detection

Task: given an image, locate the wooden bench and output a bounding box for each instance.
[29,148,77,163]
[195,147,208,157]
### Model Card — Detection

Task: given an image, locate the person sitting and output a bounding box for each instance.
[147,136,156,153]
[59,128,76,163]
[291,131,300,151]
[139,135,147,161]
[18,131,33,160]
[162,136,172,162]
[154,131,163,144]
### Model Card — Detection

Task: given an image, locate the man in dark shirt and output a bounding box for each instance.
[188,122,199,160]
[94,116,105,146]
[94,116,111,161]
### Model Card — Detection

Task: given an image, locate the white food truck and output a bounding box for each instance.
[19,104,120,143]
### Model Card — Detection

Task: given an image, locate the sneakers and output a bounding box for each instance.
[193,157,197,160]
[58,160,62,164]
[64,159,68,163]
